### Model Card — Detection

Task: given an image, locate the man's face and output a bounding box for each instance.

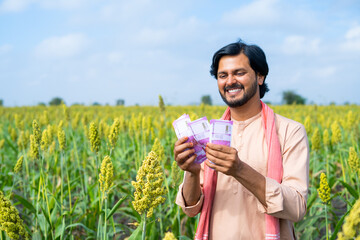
[217,53,264,108]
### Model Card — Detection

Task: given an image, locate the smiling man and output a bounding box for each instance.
[174,40,309,239]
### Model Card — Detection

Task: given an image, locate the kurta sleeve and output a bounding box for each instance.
[175,183,204,217]
[175,164,205,217]
[257,123,309,223]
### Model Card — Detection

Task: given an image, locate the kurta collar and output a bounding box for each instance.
[231,111,262,128]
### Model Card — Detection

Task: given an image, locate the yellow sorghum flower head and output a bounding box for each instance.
[304,116,312,135]
[14,114,20,129]
[57,129,66,151]
[99,155,114,195]
[58,120,64,131]
[132,151,167,218]
[348,147,359,173]
[72,112,80,129]
[10,127,17,142]
[29,134,39,159]
[40,129,49,151]
[159,95,166,113]
[40,111,49,126]
[331,121,342,145]
[311,128,321,151]
[32,120,41,145]
[151,138,165,163]
[113,118,121,134]
[163,231,177,240]
[13,156,23,174]
[346,110,355,130]
[17,131,26,150]
[337,198,360,239]
[49,140,56,154]
[0,191,29,240]
[89,122,100,153]
[63,104,70,121]
[323,129,330,147]
[0,139,5,149]
[108,121,119,149]
[317,172,331,204]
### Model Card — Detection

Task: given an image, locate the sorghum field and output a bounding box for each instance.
[0,103,359,240]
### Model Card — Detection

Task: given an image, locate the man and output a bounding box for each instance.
[174,40,309,239]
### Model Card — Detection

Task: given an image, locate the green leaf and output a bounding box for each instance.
[179,236,193,240]
[13,194,36,214]
[107,196,126,220]
[329,207,351,240]
[4,135,18,154]
[39,204,52,227]
[65,223,95,235]
[339,180,359,199]
[128,222,143,240]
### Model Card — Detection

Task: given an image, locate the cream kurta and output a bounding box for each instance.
[176,111,309,240]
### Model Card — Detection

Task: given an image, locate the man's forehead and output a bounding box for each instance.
[218,53,250,71]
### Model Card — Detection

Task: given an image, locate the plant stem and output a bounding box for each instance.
[325,204,329,240]
[142,213,147,240]
[103,196,108,240]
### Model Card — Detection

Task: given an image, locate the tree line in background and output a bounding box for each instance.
[0,90,356,107]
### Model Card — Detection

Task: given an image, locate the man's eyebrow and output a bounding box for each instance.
[217,68,247,74]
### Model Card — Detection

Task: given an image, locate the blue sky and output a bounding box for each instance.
[0,0,360,106]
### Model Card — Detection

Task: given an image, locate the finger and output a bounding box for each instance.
[207,143,233,154]
[174,136,189,146]
[174,141,194,155]
[205,159,219,171]
[205,160,230,175]
[206,146,237,164]
[176,149,195,164]
[179,154,197,169]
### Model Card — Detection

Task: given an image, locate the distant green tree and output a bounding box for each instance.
[0,99,3,106]
[49,97,64,106]
[282,91,306,105]
[201,95,212,105]
[116,99,125,106]
[38,102,46,106]
[92,102,101,106]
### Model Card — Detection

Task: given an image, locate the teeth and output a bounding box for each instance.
[228,89,241,93]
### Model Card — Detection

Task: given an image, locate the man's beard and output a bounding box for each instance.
[219,79,258,108]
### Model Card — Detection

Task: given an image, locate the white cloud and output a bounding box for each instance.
[0,0,32,12]
[137,28,170,45]
[0,0,87,12]
[134,16,204,46]
[313,66,337,79]
[107,52,123,63]
[0,44,13,54]
[34,33,88,58]
[341,24,360,51]
[38,0,87,10]
[221,0,280,25]
[282,35,321,55]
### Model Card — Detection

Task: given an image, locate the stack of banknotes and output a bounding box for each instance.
[173,114,233,164]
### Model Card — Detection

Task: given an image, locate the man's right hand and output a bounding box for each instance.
[174,136,201,175]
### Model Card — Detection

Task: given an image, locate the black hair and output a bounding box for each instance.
[210,40,269,98]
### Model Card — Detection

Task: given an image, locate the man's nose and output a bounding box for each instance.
[226,74,236,85]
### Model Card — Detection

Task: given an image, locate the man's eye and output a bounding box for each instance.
[236,72,245,76]
[218,74,226,79]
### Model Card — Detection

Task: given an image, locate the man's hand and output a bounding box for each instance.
[174,136,202,206]
[174,136,201,175]
[206,142,267,207]
[205,143,242,177]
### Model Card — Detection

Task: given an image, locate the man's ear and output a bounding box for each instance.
[257,75,265,85]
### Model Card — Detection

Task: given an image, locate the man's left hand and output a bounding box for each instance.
[205,143,242,177]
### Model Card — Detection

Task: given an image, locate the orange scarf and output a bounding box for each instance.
[194,101,282,240]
